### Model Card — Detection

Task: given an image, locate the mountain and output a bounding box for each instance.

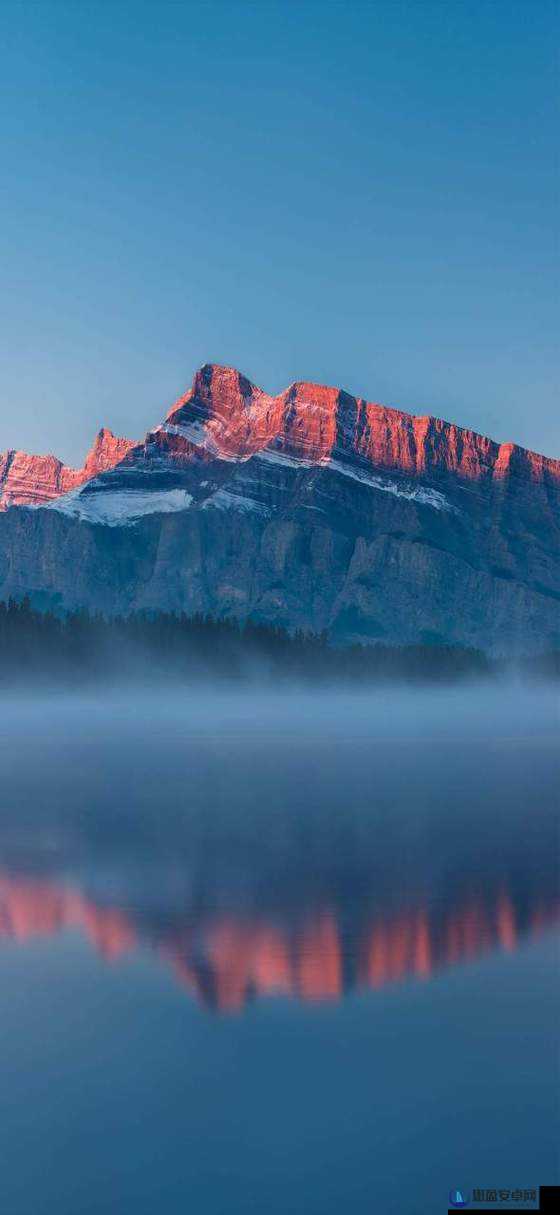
[0,427,135,510]
[0,363,558,653]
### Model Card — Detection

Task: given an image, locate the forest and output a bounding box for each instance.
[0,597,556,686]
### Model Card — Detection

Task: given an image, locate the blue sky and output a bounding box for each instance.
[1,0,558,463]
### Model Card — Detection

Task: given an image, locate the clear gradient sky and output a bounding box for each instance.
[1,0,558,464]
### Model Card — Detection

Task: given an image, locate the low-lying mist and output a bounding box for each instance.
[1,682,557,835]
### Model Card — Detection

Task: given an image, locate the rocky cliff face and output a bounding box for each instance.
[0,364,558,653]
[0,428,135,510]
[162,364,558,487]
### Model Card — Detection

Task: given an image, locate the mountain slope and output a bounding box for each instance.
[0,364,558,653]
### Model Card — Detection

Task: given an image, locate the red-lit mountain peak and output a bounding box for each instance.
[161,363,560,484]
[0,428,135,511]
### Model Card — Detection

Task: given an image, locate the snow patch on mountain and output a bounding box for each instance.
[325,459,455,510]
[256,450,455,510]
[46,487,194,526]
[159,422,252,463]
[202,488,271,516]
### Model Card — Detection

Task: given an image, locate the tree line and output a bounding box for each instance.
[0,597,555,686]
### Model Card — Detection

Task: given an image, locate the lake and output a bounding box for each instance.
[0,685,558,1214]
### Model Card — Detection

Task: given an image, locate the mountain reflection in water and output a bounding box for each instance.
[0,687,558,1016]
[0,689,558,1215]
[0,869,558,1012]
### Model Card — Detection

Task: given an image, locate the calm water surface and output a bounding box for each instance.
[0,686,558,1215]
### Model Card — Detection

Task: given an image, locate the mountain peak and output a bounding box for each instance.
[0,427,136,511]
[161,365,559,485]
[83,428,135,476]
